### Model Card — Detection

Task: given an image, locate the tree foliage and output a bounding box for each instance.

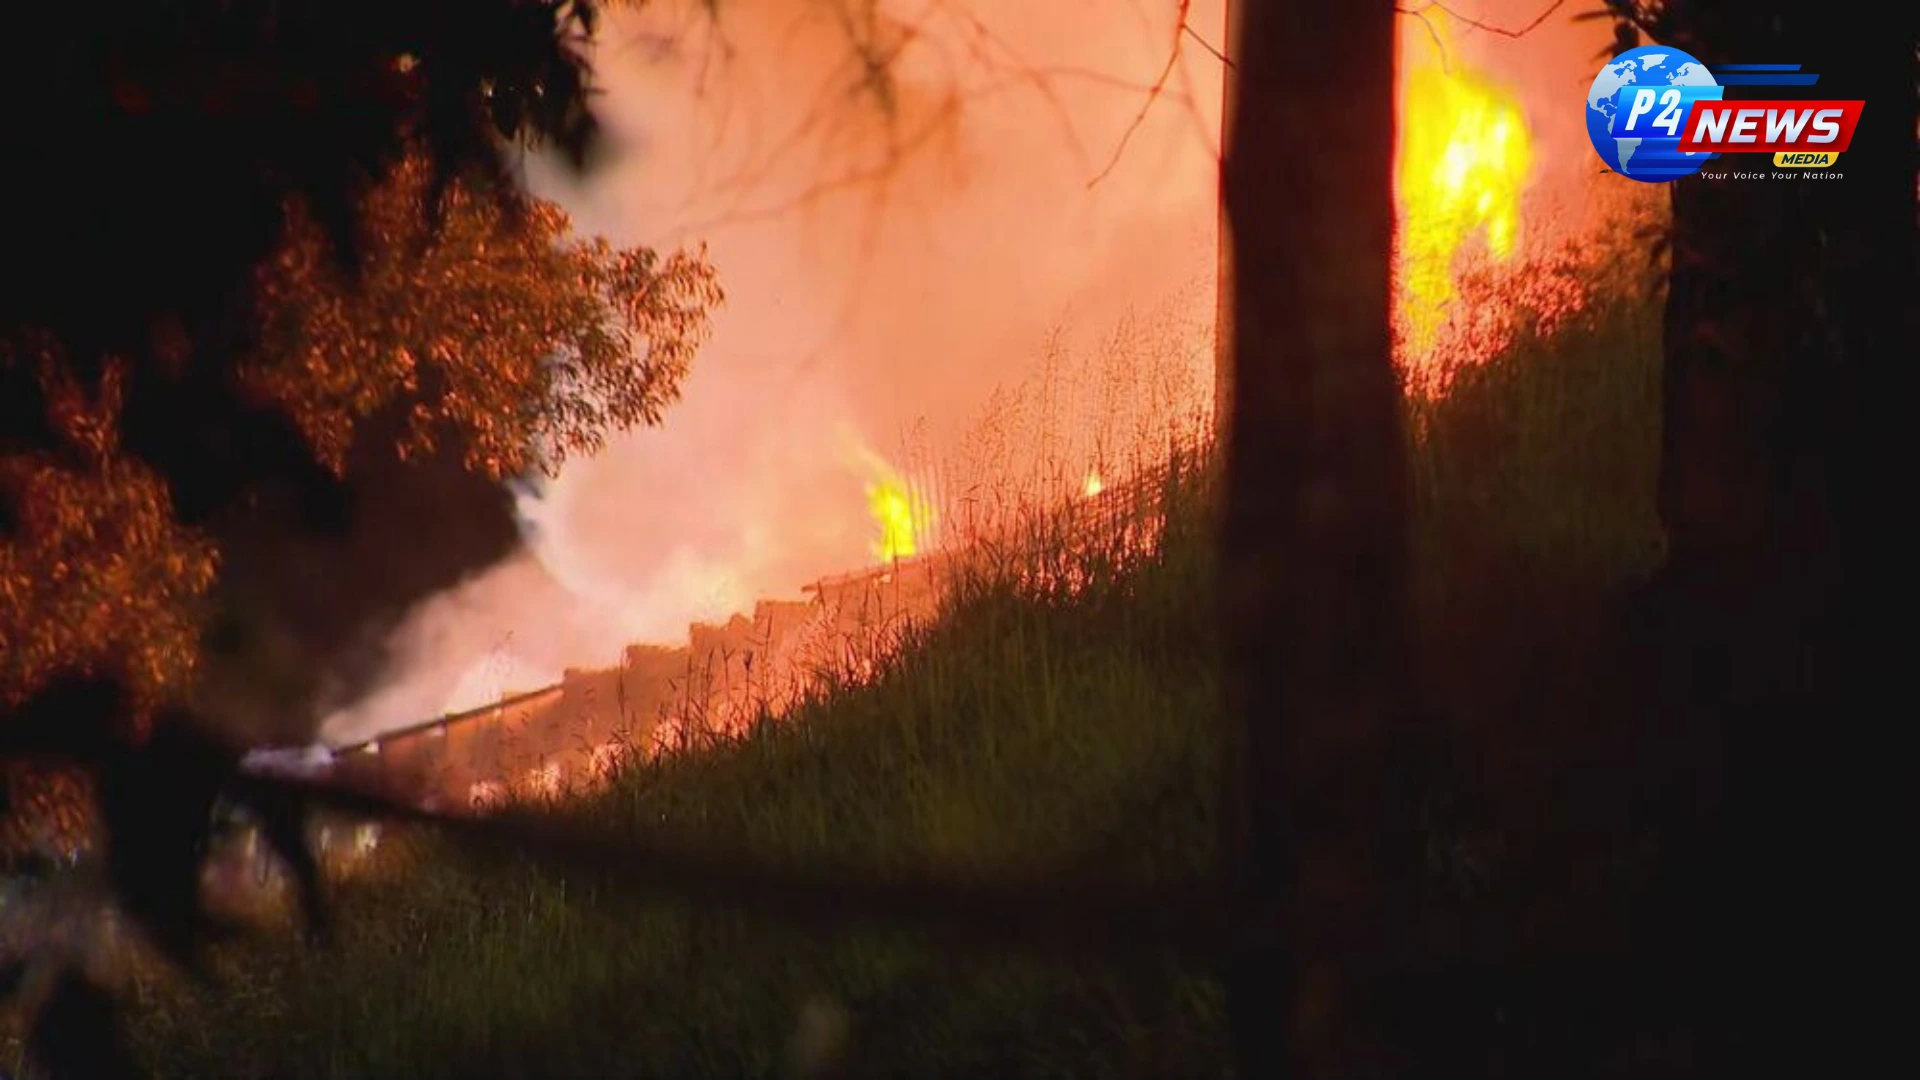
[0,11,725,1071]
[249,153,721,483]
[2,161,719,721]
[0,0,620,716]
[0,3,725,937]
[3,0,606,371]
[0,375,219,714]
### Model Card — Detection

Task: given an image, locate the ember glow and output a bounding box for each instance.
[1082,470,1105,499]
[588,742,625,780]
[1395,44,1535,355]
[525,762,563,799]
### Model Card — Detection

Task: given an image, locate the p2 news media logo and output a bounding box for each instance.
[1675,98,1863,164]
[1583,47,1866,183]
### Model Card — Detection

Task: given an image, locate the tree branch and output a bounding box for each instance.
[1393,0,1568,39]
[1182,22,1231,70]
[1087,0,1194,188]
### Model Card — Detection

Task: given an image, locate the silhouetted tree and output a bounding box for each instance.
[1213,0,1242,435]
[3,156,717,859]
[0,5,723,1069]
[0,2,707,717]
[1601,2,1916,1072]
[1218,1,1416,1076]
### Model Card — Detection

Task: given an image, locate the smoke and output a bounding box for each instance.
[196,410,528,749]
[312,0,1228,745]
[315,1,1625,747]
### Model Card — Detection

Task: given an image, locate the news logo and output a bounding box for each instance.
[1584,49,1864,183]
[1584,46,1722,182]
[1676,101,1864,158]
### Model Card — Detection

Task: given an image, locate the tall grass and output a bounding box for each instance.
[127,457,1229,1080]
[106,228,1665,1078]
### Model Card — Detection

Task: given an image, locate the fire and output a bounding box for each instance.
[866,474,930,562]
[1395,44,1533,355]
[525,761,563,798]
[1081,470,1104,498]
[841,429,935,565]
[588,742,625,779]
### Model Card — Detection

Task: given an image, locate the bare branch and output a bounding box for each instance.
[1393,0,1569,39]
[1097,0,1568,187]
[1087,0,1193,189]
[1182,22,1230,70]
[1403,8,1456,75]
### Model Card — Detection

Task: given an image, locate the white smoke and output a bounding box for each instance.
[321,0,1232,745]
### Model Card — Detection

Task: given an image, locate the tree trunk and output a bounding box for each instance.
[1218,1,1413,1076]
[1213,0,1242,437]
[1638,5,1915,1071]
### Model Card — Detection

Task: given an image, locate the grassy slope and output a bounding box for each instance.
[132,468,1231,1080]
[126,241,1661,1080]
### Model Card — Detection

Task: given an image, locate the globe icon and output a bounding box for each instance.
[1585,45,1721,182]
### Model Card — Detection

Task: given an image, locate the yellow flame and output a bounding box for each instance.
[867,475,929,562]
[1396,53,1533,353]
[1082,470,1104,498]
[841,429,934,564]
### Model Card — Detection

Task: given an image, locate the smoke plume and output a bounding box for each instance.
[316,1,1620,746]
[311,0,1228,745]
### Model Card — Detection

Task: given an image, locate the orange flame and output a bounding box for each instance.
[1395,40,1533,357]
[1081,470,1104,498]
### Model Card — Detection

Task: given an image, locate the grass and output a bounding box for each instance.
[107,230,1665,1079]
[129,454,1230,1080]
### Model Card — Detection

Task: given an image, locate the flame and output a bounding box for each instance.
[588,742,624,779]
[838,428,935,565]
[866,474,930,562]
[1081,470,1104,498]
[1395,43,1533,355]
[524,761,563,799]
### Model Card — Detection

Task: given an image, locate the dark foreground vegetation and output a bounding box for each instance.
[111,247,1662,1079]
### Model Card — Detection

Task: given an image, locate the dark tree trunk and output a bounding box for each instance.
[1213,0,1241,437]
[1218,1,1414,1076]
[1633,5,1916,1072]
